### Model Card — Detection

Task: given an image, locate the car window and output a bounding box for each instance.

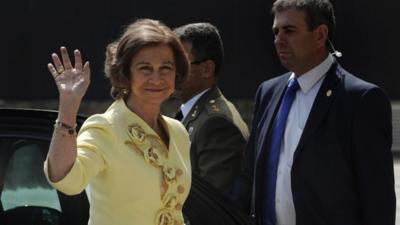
[1,139,60,211]
[0,138,62,225]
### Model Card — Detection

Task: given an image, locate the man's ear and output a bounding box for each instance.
[314,24,329,48]
[201,60,215,78]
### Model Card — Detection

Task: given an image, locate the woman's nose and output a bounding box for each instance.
[149,72,162,84]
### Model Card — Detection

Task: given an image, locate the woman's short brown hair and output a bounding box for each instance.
[104,19,189,99]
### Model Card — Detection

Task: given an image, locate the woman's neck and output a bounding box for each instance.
[126,96,160,129]
[125,95,169,146]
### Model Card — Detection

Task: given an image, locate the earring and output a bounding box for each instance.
[121,89,130,95]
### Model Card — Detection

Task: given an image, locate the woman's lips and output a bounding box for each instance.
[145,88,166,92]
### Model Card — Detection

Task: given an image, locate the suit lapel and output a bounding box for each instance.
[255,76,289,163]
[293,62,341,160]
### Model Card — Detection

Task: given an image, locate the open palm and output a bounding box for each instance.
[48,46,91,101]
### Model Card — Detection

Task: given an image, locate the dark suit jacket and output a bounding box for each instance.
[233,62,396,225]
[182,86,249,194]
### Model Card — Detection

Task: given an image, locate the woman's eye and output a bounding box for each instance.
[139,67,152,73]
[159,66,175,74]
[161,66,173,71]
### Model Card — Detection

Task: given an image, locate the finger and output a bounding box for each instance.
[83,61,91,82]
[48,63,60,79]
[60,46,73,70]
[51,53,64,73]
[74,49,83,71]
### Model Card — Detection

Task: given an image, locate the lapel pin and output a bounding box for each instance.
[326,90,332,97]
[211,105,219,111]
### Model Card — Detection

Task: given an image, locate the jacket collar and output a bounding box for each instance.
[181,86,222,126]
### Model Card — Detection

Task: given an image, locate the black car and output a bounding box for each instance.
[0,108,251,225]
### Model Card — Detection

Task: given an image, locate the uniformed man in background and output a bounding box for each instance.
[165,22,249,195]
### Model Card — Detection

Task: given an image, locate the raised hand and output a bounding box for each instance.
[48,46,91,102]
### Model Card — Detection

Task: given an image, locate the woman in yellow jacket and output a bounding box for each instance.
[44,19,191,225]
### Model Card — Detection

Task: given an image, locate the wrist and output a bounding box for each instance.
[58,97,81,121]
[54,119,77,136]
[57,105,79,126]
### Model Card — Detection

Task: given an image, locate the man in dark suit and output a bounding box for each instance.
[170,23,249,194]
[233,0,396,225]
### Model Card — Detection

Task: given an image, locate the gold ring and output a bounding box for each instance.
[57,67,65,74]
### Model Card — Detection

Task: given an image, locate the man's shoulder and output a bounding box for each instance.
[257,72,291,93]
[204,91,249,132]
[204,94,231,115]
[319,64,390,108]
[189,89,247,129]
[336,65,382,94]
[202,90,245,122]
[251,73,291,106]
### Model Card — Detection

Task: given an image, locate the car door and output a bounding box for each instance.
[0,108,251,225]
[0,109,89,225]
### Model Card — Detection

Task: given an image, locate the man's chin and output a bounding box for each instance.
[279,60,292,69]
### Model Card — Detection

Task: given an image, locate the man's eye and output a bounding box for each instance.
[285,29,295,34]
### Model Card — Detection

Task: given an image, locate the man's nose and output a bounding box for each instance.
[274,32,285,46]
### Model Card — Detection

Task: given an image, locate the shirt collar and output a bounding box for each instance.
[180,88,210,118]
[290,54,334,94]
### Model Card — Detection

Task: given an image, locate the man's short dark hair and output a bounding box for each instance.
[174,23,224,76]
[272,0,336,40]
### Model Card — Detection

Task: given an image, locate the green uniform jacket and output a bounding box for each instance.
[182,86,249,194]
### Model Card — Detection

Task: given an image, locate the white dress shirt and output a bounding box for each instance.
[179,89,209,121]
[275,54,334,225]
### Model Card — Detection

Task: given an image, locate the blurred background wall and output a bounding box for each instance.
[1,0,399,150]
[1,0,399,101]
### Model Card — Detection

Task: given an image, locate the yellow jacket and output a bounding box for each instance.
[44,99,191,225]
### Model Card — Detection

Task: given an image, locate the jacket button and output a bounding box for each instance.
[177,185,185,193]
[175,203,183,210]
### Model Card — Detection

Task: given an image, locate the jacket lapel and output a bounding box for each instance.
[293,62,341,160]
[255,75,289,163]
